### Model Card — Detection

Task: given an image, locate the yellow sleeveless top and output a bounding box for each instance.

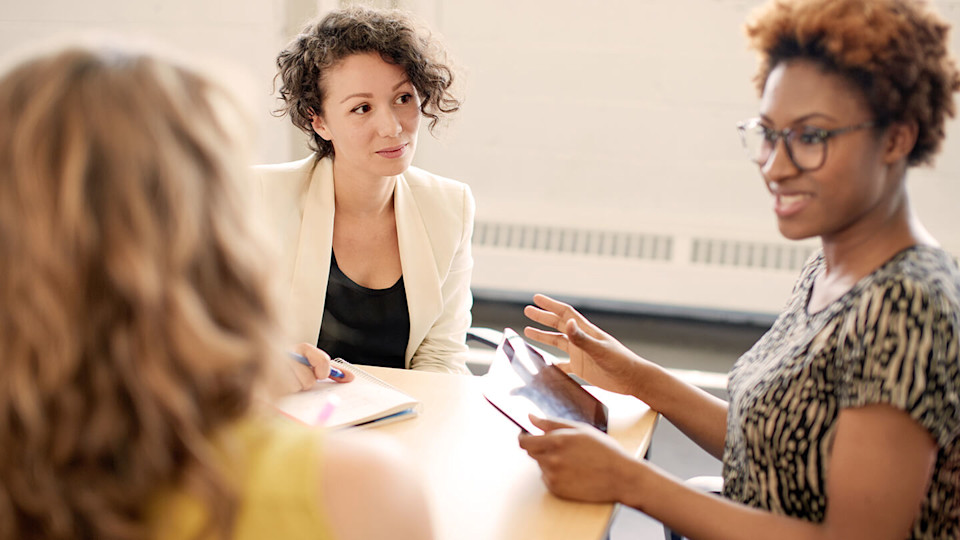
[147,415,333,540]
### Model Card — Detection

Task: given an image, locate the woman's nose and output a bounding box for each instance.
[761,137,800,181]
[377,108,402,137]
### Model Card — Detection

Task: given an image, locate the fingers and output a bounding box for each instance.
[517,415,574,449]
[528,294,577,327]
[517,430,555,458]
[529,414,577,433]
[517,415,583,456]
[291,343,355,384]
[517,431,537,452]
[523,326,569,352]
[524,318,598,360]
[523,305,559,331]
[330,365,353,383]
[292,342,329,382]
[527,294,603,337]
[282,357,319,392]
[532,293,568,313]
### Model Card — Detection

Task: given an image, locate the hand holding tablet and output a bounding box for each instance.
[482,328,608,434]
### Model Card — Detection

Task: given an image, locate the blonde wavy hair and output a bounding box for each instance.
[0,42,283,540]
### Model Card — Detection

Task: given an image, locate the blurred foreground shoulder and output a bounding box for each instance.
[321,431,435,540]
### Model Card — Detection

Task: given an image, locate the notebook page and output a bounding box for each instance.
[275,361,420,429]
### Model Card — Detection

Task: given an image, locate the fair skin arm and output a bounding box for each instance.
[523,294,729,458]
[519,404,936,540]
[321,433,434,540]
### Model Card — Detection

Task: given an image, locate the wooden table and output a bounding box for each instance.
[362,367,658,540]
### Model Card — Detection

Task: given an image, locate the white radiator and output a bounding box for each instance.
[470,220,819,325]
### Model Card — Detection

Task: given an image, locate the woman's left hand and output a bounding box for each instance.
[518,415,639,503]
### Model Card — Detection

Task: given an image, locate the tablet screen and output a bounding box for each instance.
[482,329,608,434]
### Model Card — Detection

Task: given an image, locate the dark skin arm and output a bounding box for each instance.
[519,404,935,540]
[523,294,728,458]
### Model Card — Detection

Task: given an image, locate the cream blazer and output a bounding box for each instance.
[252,155,474,374]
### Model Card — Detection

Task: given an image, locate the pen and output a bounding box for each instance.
[288,352,346,379]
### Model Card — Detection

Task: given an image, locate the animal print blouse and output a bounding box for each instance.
[723,245,960,539]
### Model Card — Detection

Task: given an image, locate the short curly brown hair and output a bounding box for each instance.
[274,6,460,160]
[745,0,960,165]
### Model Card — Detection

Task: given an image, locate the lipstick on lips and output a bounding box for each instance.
[376,143,408,159]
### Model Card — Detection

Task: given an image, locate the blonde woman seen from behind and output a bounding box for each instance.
[0,42,433,540]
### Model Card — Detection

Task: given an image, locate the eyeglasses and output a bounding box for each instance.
[736,118,875,172]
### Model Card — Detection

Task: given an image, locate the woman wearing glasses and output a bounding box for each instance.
[518,0,960,538]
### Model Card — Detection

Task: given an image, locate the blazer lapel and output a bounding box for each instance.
[395,174,443,366]
[288,158,335,345]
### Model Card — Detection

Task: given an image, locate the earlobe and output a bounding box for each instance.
[310,113,331,142]
[884,121,919,164]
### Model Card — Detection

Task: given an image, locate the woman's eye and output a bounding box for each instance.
[796,129,826,145]
[396,93,413,105]
[352,104,371,114]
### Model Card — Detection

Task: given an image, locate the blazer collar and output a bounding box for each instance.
[288,158,334,345]
[395,174,443,364]
[289,159,444,366]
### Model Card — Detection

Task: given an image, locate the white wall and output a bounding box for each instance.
[407,0,960,318]
[413,0,960,251]
[3,0,959,318]
[0,0,296,164]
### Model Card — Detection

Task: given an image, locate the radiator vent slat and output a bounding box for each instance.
[474,221,817,272]
[690,238,815,271]
[473,222,673,262]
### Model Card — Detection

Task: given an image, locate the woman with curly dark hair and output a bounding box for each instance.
[0,39,434,540]
[257,6,474,377]
[517,1,960,539]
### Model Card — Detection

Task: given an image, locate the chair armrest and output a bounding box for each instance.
[466,327,505,349]
[684,475,723,495]
[467,326,560,363]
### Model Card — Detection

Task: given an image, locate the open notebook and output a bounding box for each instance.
[275,359,421,429]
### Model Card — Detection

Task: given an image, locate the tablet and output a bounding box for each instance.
[481,328,608,434]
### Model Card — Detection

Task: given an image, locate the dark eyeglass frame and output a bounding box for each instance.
[736,118,876,172]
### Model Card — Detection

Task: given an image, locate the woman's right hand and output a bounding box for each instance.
[523,294,648,397]
[283,343,355,393]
